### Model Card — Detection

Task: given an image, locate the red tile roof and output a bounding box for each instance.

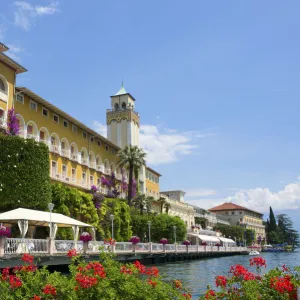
[209,202,263,215]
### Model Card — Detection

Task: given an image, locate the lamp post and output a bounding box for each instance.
[110,214,114,240]
[173,226,177,244]
[148,221,151,243]
[48,203,54,238]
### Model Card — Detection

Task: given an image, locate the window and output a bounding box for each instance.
[72,168,76,178]
[61,141,65,150]
[51,161,57,170]
[39,131,45,140]
[63,120,68,128]
[97,178,101,186]
[122,102,126,110]
[231,211,235,215]
[82,131,87,139]
[42,107,48,117]
[27,125,33,134]
[90,136,94,142]
[82,172,86,180]
[0,78,5,92]
[90,175,94,185]
[53,114,59,123]
[30,100,37,111]
[97,140,101,147]
[62,165,67,175]
[16,94,24,103]
[105,145,109,151]
[239,211,243,215]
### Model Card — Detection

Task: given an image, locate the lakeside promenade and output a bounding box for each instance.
[0,238,248,268]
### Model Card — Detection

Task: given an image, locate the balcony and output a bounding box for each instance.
[26,133,38,141]
[96,165,104,172]
[61,149,70,158]
[0,117,5,128]
[70,153,78,162]
[104,169,111,175]
[50,145,60,155]
[39,139,49,147]
[81,158,89,167]
[89,162,96,170]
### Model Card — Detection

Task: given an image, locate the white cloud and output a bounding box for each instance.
[140,125,201,165]
[92,122,213,165]
[93,121,107,137]
[14,1,59,31]
[185,188,217,197]
[225,179,300,213]
[6,44,24,61]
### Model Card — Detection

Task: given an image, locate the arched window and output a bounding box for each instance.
[121,102,126,110]
[114,103,119,110]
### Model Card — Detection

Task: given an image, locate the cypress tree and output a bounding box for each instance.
[269,206,277,232]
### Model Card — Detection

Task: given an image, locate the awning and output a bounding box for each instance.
[198,235,220,242]
[218,237,236,244]
[0,208,92,228]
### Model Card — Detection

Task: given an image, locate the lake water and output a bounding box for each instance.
[156,250,300,299]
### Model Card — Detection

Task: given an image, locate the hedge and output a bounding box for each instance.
[0,135,51,211]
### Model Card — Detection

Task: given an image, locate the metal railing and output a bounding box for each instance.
[5,238,48,254]
[2,238,248,256]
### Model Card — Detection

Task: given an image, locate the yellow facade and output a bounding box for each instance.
[0,43,161,196]
[145,167,160,199]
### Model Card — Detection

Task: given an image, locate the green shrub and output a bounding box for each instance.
[131,212,187,243]
[0,135,51,211]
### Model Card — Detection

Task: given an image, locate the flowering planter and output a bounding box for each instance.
[129,236,140,252]
[80,232,92,254]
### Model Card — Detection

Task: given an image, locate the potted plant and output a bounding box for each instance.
[80,232,92,254]
[215,243,221,251]
[160,238,168,252]
[201,241,208,251]
[129,236,140,252]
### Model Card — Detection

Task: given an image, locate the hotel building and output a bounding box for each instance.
[0,42,160,196]
[209,202,266,242]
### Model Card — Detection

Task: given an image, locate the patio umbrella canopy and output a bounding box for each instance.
[0,208,92,228]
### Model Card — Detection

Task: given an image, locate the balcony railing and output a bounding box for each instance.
[39,139,49,147]
[50,145,60,154]
[104,168,111,175]
[96,165,104,172]
[61,149,70,158]
[89,162,96,169]
[0,117,5,127]
[26,133,38,141]
[81,158,89,167]
[70,153,78,162]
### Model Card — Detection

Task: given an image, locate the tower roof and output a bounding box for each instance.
[115,85,127,96]
[111,83,136,101]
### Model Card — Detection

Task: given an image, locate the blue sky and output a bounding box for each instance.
[1,1,300,230]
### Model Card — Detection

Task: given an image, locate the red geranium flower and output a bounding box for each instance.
[21,254,34,264]
[205,290,216,299]
[9,275,22,289]
[42,284,57,295]
[30,296,41,300]
[148,278,157,288]
[182,293,192,299]
[249,257,266,268]
[174,280,182,289]
[215,275,227,287]
[67,249,78,258]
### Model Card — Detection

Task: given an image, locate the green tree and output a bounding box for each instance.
[164,202,171,214]
[277,214,300,246]
[117,145,146,205]
[131,212,186,243]
[132,194,154,214]
[269,206,277,232]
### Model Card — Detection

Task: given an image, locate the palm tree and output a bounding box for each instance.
[132,194,154,214]
[156,197,166,213]
[117,145,146,205]
[164,202,171,214]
